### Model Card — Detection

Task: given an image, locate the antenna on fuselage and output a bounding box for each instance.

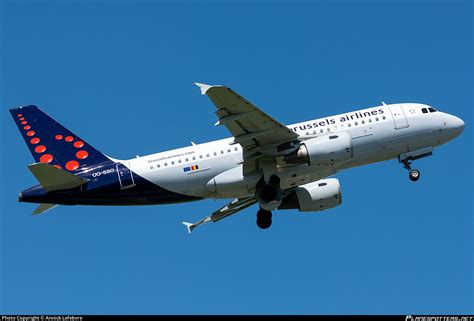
[381,101,387,106]
[191,141,196,146]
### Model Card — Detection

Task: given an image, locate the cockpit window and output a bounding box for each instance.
[422,108,428,114]
[428,107,437,113]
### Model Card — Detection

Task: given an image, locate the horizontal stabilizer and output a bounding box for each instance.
[33,203,58,215]
[28,162,88,192]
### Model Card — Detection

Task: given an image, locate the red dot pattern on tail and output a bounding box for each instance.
[76,150,89,159]
[40,154,53,163]
[65,160,79,171]
[30,137,40,144]
[35,145,46,153]
[74,141,84,148]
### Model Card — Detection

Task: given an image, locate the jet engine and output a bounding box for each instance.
[278,178,342,212]
[285,132,352,166]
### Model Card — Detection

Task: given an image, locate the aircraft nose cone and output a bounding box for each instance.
[451,115,465,135]
[18,192,23,202]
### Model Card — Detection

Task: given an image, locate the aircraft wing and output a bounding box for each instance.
[182,196,257,233]
[195,83,299,175]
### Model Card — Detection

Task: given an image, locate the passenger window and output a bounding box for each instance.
[206,153,210,157]
[150,166,153,169]
[422,108,428,114]
[199,155,203,159]
[306,132,309,136]
[327,127,330,132]
[320,129,323,133]
[428,107,437,113]
[192,156,196,160]
[382,116,386,120]
[157,164,160,168]
[220,150,224,154]
[348,123,351,127]
[227,149,231,153]
[369,119,372,123]
[185,158,189,162]
[376,117,379,121]
[164,162,168,166]
[171,161,175,165]
[355,122,358,126]
[178,159,182,163]
[213,151,217,156]
[361,120,365,124]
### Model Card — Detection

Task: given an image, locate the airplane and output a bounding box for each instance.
[9,83,465,233]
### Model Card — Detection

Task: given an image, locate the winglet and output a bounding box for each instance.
[194,82,213,95]
[182,222,195,234]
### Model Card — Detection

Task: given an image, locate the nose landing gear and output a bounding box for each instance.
[401,159,420,182]
[256,208,272,229]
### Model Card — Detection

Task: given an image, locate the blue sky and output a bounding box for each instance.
[1,0,472,315]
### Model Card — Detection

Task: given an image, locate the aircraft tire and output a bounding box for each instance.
[256,209,272,229]
[409,169,420,182]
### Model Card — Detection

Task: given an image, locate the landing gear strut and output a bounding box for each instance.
[401,159,420,182]
[256,208,272,229]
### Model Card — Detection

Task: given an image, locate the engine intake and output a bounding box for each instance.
[285,132,352,166]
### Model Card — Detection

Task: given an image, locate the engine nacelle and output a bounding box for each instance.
[285,132,352,166]
[278,178,342,212]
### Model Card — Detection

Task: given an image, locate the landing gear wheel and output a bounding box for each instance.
[256,209,272,229]
[401,158,421,182]
[409,169,420,182]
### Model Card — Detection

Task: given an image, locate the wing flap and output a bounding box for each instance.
[28,162,88,192]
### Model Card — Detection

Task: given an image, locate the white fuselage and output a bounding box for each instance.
[128,103,464,199]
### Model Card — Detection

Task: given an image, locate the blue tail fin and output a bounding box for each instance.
[10,105,111,172]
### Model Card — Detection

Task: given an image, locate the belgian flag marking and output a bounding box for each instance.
[183,165,199,173]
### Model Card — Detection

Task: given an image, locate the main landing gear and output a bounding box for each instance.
[401,159,420,182]
[256,208,272,229]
